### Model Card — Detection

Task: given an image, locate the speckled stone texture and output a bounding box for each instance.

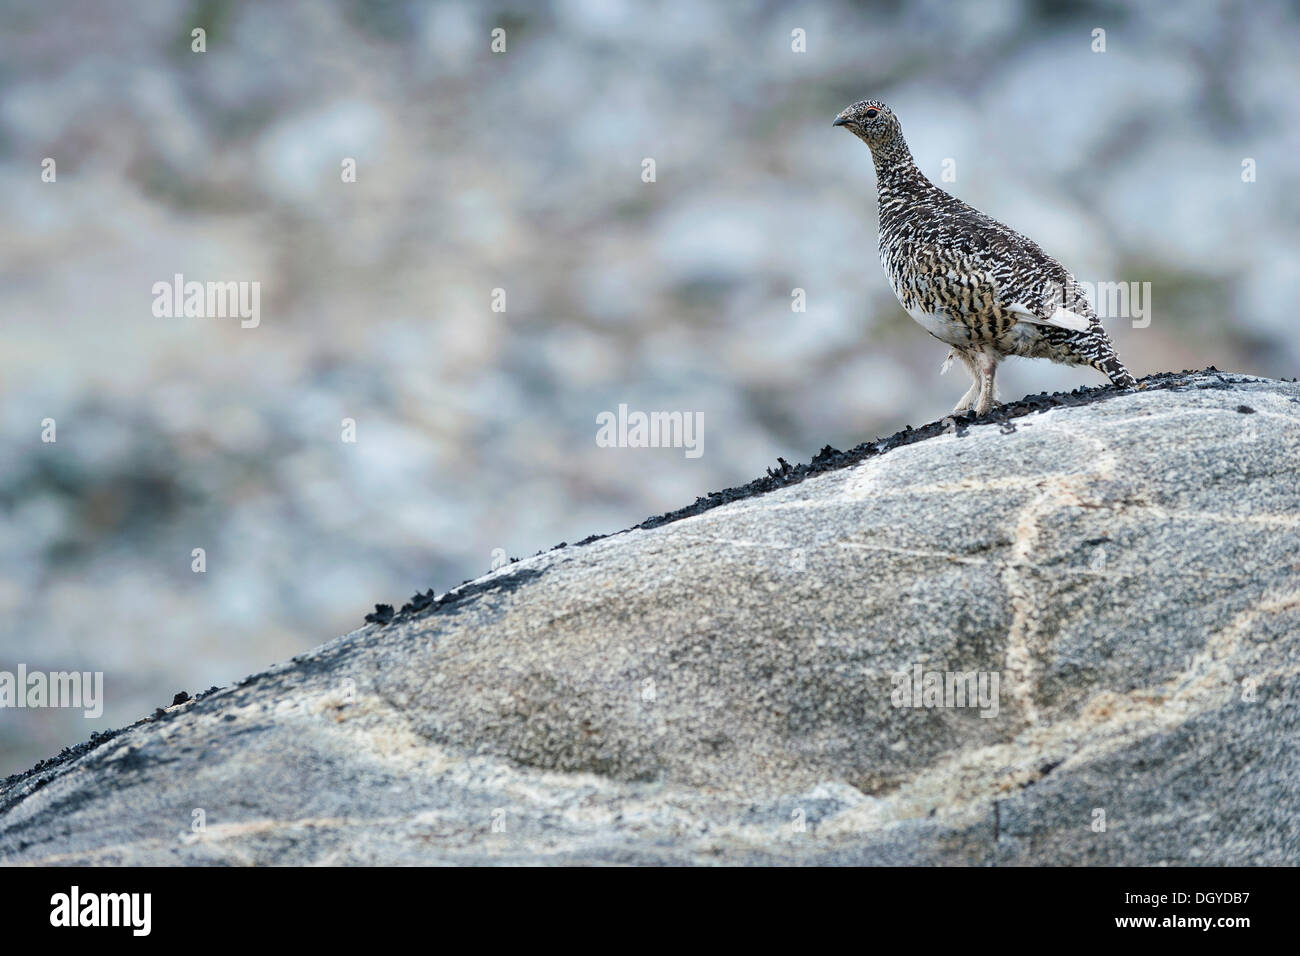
[3,371,1298,864]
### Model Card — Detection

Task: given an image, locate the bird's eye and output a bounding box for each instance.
[864,109,879,119]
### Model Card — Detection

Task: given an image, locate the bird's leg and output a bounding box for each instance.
[954,379,980,413]
[973,353,999,415]
[950,350,980,413]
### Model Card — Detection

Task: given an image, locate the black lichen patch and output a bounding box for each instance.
[364,566,545,630]
[364,603,394,625]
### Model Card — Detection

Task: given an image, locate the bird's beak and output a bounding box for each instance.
[832,115,849,127]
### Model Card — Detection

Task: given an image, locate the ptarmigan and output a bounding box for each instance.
[833,99,1136,415]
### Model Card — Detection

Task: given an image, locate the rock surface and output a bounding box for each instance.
[3,370,1299,865]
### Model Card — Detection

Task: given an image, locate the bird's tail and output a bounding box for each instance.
[1094,351,1137,389]
[1079,322,1137,389]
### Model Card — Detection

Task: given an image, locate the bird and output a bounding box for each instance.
[833,99,1136,416]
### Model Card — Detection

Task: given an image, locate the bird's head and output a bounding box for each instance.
[833,99,901,149]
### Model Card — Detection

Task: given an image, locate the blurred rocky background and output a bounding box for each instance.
[1,0,1297,774]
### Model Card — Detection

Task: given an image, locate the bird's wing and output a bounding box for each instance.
[921,200,1098,333]
[933,231,1095,332]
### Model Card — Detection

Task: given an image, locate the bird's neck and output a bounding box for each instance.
[870,135,935,201]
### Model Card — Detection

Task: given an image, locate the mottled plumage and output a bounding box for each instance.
[834,99,1135,414]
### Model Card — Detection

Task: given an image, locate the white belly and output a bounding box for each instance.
[905,305,970,347]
